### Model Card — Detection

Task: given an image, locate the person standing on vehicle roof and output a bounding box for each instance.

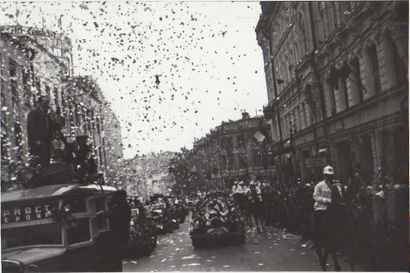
[27,96,52,167]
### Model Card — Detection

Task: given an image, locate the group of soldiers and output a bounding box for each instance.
[228,164,408,271]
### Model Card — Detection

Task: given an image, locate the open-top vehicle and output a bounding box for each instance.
[189,192,245,248]
[126,198,157,257]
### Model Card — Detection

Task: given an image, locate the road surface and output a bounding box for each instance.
[123,217,359,271]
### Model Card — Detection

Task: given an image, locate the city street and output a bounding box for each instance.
[1,2,407,272]
[123,216,357,272]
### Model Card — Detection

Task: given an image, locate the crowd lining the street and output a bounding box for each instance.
[224,165,408,271]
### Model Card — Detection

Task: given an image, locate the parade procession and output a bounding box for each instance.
[0,1,408,272]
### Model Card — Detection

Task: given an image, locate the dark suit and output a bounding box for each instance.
[27,107,51,166]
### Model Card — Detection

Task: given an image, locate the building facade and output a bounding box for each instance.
[189,113,274,189]
[256,2,408,183]
[1,26,122,189]
[100,97,124,184]
[1,32,33,183]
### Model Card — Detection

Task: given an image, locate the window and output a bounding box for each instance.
[349,57,363,105]
[237,134,245,147]
[301,103,308,128]
[66,218,91,244]
[228,154,234,169]
[253,150,263,167]
[297,105,304,130]
[385,32,406,86]
[221,155,227,169]
[338,73,349,111]
[63,198,86,213]
[239,153,247,169]
[318,3,328,39]
[366,44,381,95]
[94,198,108,231]
[226,136,232,150]
[324,74,337,116]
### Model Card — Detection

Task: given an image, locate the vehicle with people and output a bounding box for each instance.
[126,197,157,257]
[173,197,189,223]
[1,163,122,272]
[150,195,174,234]
[189,191,245,248]
[149,194,184,234]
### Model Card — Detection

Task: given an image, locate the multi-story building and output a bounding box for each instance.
[256,2,408,183]
[120,152,175,199]
[100,97,124,184]
[1,32,33,183]
[189,113,274,188]
[1,26,122,189]
[61,75,108,170]
[0,25,73,75]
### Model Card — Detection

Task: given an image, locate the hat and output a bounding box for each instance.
[323,165,334,175]
[239,181,244,185]
[249,181,255,186]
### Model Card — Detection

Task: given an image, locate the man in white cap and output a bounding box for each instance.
[312,165,341,271]
[314,165,333,211]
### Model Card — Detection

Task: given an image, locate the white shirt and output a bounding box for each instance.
[313,180,332,211]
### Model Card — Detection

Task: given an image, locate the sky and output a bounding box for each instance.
[0,1,268,159]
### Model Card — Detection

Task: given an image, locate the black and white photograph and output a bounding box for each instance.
[0,1,408,272]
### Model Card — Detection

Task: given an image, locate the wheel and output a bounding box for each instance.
[141,238,153,257]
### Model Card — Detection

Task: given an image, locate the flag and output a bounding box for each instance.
[254,131,266,143]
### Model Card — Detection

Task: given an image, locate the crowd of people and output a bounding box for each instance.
[228,165,408,271]
[26,95,98,185]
